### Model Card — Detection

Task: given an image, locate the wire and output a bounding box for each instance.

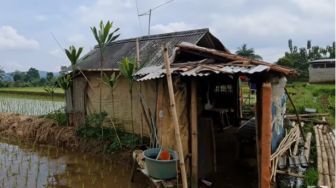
[151,0,174,11]
[50,32,65,51]
[135,0,144,35]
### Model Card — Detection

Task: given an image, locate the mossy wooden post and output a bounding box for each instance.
[191,79,198,188]
[163,45,188,188]
[256,82,272,188]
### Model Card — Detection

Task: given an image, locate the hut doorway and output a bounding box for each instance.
[192,75,258,188]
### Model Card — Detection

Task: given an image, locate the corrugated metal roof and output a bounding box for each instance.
[134,42,297,81]
[135,63,269,81]
[75,28,224,70]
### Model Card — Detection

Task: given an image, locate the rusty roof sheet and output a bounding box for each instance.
[134,42,297,81]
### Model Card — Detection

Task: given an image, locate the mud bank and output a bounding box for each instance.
[0,113,131,160]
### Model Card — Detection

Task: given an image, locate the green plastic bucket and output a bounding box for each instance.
[143,148,178,179]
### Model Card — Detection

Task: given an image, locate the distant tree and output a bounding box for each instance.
[277,39,335,81]
[46,72,54,82]
[25,67,40,82]
[39,77,47,85]
[0,67,5,82]
[12,71,25,82]
[236,44,263,60]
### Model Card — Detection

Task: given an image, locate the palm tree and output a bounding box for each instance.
[91,20,120,113]
[236,44,263,60]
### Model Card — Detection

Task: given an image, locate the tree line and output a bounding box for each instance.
[236,40,335,81]
[0,67,58,87]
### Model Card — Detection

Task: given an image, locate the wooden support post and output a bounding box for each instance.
[191,80,198,188]
[163,46,188,188]
[256,82,272,188]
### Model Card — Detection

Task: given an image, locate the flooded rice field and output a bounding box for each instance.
[0,94,64,116]
[0,137,148,188]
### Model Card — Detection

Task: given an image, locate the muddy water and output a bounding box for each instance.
[0,138,148,188]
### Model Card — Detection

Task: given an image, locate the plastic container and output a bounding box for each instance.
[143,148,178,179]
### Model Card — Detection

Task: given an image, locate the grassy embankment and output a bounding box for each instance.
[0,87,64,101]
[286,82,335,124]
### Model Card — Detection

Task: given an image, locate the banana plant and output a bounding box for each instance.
[119,57,137,145]
[64,46,83,126]
[91,20,120,113]
[57,74,72,91]
[103,72,121,146]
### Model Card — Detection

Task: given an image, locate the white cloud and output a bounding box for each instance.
[151,22,195,34]
[76,0,136,26]
[291,0,335,17]
[0,26,39,50]
[211,9,300,38]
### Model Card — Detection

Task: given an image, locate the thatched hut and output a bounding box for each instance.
[66,28,296,188]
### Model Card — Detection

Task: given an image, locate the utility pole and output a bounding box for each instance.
[138,0,174,35]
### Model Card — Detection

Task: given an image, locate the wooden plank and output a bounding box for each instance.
[255,82,262,188]
[260,82,272,188]
[191,80,198,188]
[163,46,188,188]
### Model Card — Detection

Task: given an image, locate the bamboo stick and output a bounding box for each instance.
[314,125,323,186]
[285,88,305,142]
[304,132,312,161]
[276,170,305,178]
[318,125,330,187]
[323,128,335,188]
[190,80,198,188]
[163,45,188,188]
[285,113,329,118]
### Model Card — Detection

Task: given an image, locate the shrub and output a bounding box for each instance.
[44,109,68,126]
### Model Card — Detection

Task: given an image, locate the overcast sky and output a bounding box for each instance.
[0,0,334,72]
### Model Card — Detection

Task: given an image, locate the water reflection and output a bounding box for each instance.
[0,138,148,188]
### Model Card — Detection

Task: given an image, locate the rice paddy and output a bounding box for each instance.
[0,94,64,116]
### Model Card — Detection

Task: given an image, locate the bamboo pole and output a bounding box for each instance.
[285,88,305,142]
[276,170,305,178]
[190,80,198,188]
[163,45,188,188]
[323,128,335,188]
[318,125,330,187]
[304,132,312,161]
[135,38,144,143]
[314,125,324,186]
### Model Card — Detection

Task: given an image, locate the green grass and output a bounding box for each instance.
[0,87,64,94]
[0,93,64,102]
[286,82,335,124]
[304,167,319,187]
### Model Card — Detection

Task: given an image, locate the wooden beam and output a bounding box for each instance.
[191,79,198,188]
[163,45,188,188]
[257,82,272,188]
